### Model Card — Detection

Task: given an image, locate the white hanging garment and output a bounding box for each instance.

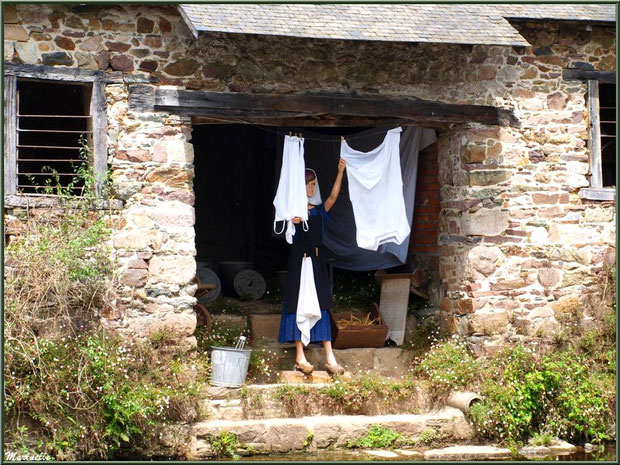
[273,135,308,244]
[340,127,410,251]
[296,256,322,346]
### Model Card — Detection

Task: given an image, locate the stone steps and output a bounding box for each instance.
[256,344,416,378]
[205,380,430,421]
[188,407,474,459]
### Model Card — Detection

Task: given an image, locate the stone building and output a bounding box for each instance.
[3,4,616,356]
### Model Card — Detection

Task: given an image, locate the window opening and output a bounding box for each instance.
[16,79,93,195]
[599,82,616,187]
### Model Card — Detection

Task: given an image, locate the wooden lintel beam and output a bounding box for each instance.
[129,85,519,127]
[3,62,123,83]
[563,68,615,83]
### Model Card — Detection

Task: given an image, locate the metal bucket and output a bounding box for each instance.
[210,346,252,387]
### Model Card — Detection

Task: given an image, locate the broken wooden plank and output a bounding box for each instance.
[587,80,603,189]
[3,62,123,83]
[563,69,615,83]
[129,85,519,127]
[4,75,17,195]
[91,80,109,197]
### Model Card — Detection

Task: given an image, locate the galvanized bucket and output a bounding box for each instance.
[210,346,252,387]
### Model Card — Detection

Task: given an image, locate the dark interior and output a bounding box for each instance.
[17,79,92,194]
[599,83,616,187]
[192,124,369,284]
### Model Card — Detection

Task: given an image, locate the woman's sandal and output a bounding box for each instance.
[294,361,314,375]
[325,363,345,376]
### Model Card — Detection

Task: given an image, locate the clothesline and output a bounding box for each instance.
[196,116,399,142]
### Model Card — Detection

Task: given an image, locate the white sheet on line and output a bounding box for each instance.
[273,135,308,244]
[296,256,322,346]
[340,127,410,251]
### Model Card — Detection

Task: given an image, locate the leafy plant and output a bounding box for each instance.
[207,431,240,460]
[415,336,479,397]
[349,425,402,449]
[418,428,439,445]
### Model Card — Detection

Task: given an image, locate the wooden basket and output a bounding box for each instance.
[331,303,388,349]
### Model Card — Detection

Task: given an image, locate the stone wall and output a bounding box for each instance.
[3,4,616,353]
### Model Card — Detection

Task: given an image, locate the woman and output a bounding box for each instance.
[278,158,346,375]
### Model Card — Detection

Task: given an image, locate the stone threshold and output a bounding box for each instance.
[188,407,473,459]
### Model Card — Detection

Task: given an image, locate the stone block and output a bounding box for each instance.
[41,51,73,66]
[166,140,195,164]
[537,268,561,288]
[148,255,196,286]
[54,36,75,50]
[584,207,615,223]
[112,229,151,250]
[249,314,281,344]
[110,54,134,72]
[122,268,148,287]
[4,24,29,41]
[164,59,199,76]
[146,166,194,188]
[468,309,509,335]
[279,370,331,384]
[469,170,509,186]
[14,41,37,63]
[462,145,485,163]
[79,36,103,52]
[144,203,195,228]
[466,245,502,279]
[137,17,155,33]
[4,40,15,60]
[461,209,509,236]
[547,92,567,110]
[532,193,559,204]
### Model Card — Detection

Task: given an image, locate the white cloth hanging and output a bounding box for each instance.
[296,256,322,346]
[340,127,410,251]
[273,135,308,244]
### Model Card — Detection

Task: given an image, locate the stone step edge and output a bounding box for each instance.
[188,407,475,459]
[193,406,469,432]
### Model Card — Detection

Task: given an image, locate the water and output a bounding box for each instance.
[228,442,617,462]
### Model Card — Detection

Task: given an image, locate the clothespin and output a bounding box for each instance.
[300,132,303,139]
[341,135,345,143]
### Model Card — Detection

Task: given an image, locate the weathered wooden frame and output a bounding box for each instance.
[564,68,616,201]
[579,79,616,201]
[128,85,520,128]
[3,63,122,199]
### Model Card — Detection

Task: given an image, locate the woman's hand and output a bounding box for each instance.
[292,217,302,224]
[338,158,346,173]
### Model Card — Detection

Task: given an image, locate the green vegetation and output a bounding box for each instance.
[195,319,249,350]
[274,374,418,417]
[332,271,381,311]
[349,425,402,449]
[303,431,314,449]
[418,428,439,446]
[4,142,209,460]
[416,308,616,447]
[415,336,479,398]
[206,431,240,460]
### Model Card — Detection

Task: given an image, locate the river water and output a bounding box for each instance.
[224,442,617,462]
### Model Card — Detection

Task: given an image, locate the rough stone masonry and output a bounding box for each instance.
[3,4,615,355]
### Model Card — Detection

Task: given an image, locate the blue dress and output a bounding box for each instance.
[278,204,333,344]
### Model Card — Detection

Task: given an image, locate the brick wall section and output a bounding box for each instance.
[410,143,440,255]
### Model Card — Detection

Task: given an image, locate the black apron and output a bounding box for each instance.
[283,205,333,314]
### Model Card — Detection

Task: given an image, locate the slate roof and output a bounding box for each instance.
[179,3,615,46]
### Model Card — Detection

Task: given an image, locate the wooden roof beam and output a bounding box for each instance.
[129,85,519,127]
